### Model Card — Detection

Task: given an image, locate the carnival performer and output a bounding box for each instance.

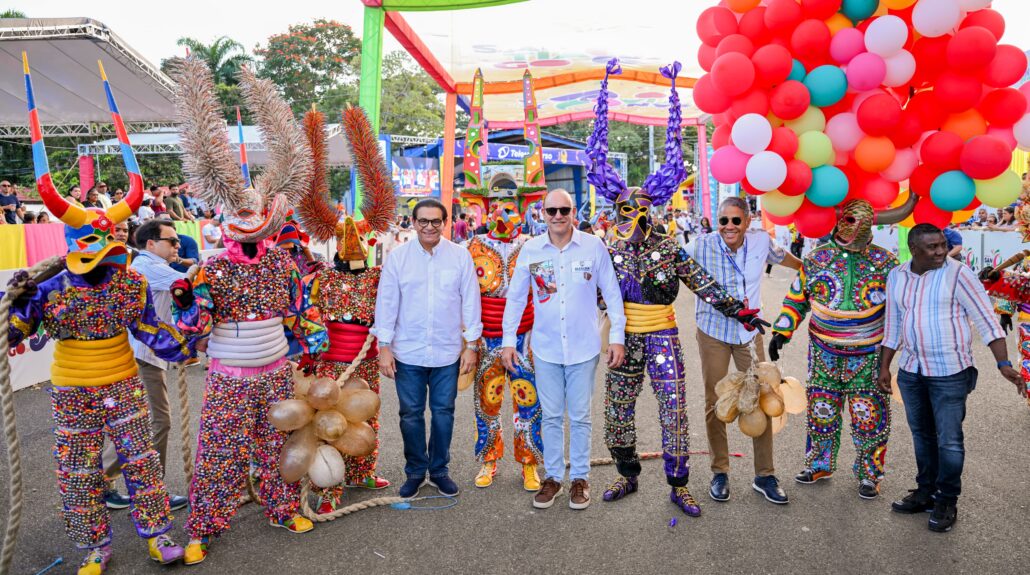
[979,247,1030,409]
[465,200,542,490]
[9,54,191,574]
[295,105,397,513]
[168,58,327,565]
[585,59,769,517]
[276,219,319,275]
[768,199,909,499]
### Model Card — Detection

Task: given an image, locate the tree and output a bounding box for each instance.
[378,51,444,137]
[170,36,252,85]
[255,19,361,113]
[1,9,26,17]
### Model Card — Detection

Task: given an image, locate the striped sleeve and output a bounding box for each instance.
[881,268,902,351]
[954,264,1006,345]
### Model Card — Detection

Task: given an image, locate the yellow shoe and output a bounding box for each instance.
[270,515,314,534]
[522,464,541,492]
[184,537,209,566]
[147,533,185,564]
[77,546,111,575]
[475,462,497,488]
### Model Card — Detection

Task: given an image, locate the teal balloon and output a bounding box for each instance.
[788,59,806,82]
[930,170,976,212]
[806,165,849,208]
[803,66,847,107]
[841,0,878,21]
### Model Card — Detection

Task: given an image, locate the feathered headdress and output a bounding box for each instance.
[295,108,339,242]
[343,105,396,235]
[585,58,626,202]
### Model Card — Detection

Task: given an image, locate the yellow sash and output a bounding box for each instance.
[624,302,678,334]
[52,333,138,387]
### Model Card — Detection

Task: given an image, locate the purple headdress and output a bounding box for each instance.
[586,58,627,202]
[641,61,686,207]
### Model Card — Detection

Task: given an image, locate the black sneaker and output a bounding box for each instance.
[428,475,460,497]
[169,494,189,511]
[709,473,729,502]
[752,475,789,505]
[794,469,832,484]
[891,488,935,514]
[858,480,879,500]
[103,489,131,510]
[928,500,958,533]
[399,476,427,499]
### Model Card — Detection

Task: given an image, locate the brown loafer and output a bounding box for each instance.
[533,478,563,509]
[569,478,590,510]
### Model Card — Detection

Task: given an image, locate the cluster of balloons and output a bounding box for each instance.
[696,0,1028,237]
[270,366,380,488]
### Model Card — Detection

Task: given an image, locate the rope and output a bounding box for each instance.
[299,481,406,521]
[334,333,375,384]
[0,256,66,575]
[175,265,200,487]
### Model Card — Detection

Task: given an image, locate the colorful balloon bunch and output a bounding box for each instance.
[695,0,1028,237]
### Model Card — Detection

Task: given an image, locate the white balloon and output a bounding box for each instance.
[1013,113,1030,151]
[308,444,346,488]
[912,0,961,38]
[883,50,917,87]
[731,113,773,155]
[825,113,864,153]
[745,151,787,192]
[865,16,909,57]
[957,0,992,10]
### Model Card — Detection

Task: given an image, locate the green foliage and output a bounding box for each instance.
[378,51,444,137]
[0,9,26,17]
[169,36,253,85]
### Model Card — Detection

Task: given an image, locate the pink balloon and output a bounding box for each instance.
[881,147,918,182]
[830,27,866,64]
[1019,82,1030,103]
[987,125,1017,152]
[711,145,751,184]
[825,112,864,153]
[847,53,888,92]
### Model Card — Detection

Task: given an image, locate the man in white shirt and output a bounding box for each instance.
[375,198,483,499]
[501,189,626,510]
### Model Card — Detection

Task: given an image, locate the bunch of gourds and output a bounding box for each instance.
[715,361,804,437]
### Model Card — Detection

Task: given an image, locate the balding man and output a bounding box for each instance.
[502,189,626,511]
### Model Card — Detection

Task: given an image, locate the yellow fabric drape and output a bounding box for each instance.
[624,302,677,334]
[0,225,28,269]
[52,333,138,387]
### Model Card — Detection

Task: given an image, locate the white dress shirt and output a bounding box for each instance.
[502,228,626,365]
[374,237,483,368]
[129,249,187,370]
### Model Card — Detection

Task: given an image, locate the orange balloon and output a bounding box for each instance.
[825,13,853,35]
[727,0,760,13]
[893,190,917,228]
[951,208,975,224]
[854,136,896,173]
[941,109,988,142]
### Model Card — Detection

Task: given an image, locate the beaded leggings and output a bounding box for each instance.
[474,334,542,465]
[186,363,299,537]
[604,328,690,487]
[1020,323,1030,407]
[51,377,173,548]
[804,343,890,482]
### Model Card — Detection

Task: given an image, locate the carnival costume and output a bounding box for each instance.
[10,54,190,574]
[586,59,767,516]
[294,106,397,513]
[770,199,907,495]
[980,249,1030,409]
[169,58,327,565]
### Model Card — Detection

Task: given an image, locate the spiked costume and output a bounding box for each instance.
[295,106,397,511]
[770,199,908,490]
[169,59,327,562]
[586,59,766,515]
[10,54,189,574]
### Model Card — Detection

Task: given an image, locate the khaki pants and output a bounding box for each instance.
[696,329,775,477]
[103,360,171,480]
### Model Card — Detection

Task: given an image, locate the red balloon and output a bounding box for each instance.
[712,53,756,97]
[859,178,900,210]
[965,196,982,210]
[791,19,831,62]
[780,159,813,196]
[765,211,795,225]
[770,80,810,120]
[801,0,842,20]
[717,34,756,58]
[752,44,793,87]
[857,93,903,137]
[984,45,1029,88]
[820,93,856,120]
[980,88,1028,127]
[933,72,983,113]
[946,27,998,70]
[913,200,952,228]
[960,9,1005,41]
[907,91,946,130]
[693,75,732,114]
[910,164,940,198]
[699,43,718,73]
[741,178,766,196]
[712,125,731,149]
[920,131,964,172]
[731,89,770,117]
[959,136,1012,180]
[890,111,924,149]
[911,36,950,86]
[764,0,803,37]
[768,127,800,159]
[793,200,836,238]
[697,6,739,47]
[738,6,771,45]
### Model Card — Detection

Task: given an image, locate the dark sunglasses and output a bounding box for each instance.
[545,207,572,216]
[718,216,743,226]
[157,237,181,246]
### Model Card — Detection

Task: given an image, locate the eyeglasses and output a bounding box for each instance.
[416,218,444,228]
[157,237,181,246]
[718,216,743,226]
[545,207,572,216]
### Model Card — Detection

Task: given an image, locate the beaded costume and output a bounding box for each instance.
[981,255,1030,409]
[10,54,190,573]
[586,59,764,515]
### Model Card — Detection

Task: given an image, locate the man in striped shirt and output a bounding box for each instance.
[878,224,1024,533]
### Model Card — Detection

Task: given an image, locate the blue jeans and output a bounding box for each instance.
[896,367,977,504]
[534,354,600,482]
[394,359,460,480]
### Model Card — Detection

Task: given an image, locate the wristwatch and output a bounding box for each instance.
[997,360,1013,369]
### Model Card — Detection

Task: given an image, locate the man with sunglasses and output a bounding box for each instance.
[692,197,802,506]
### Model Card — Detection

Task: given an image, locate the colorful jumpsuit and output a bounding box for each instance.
[773,241,897,483]
[605,234,749,486]
[467,234,542,465]
[174,245,327,538]
[8,268,193,549]
[983,270,1030,408]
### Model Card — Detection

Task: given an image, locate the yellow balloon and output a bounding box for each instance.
[761,190,805,217]
[785,107,826,137]
[974,170,1022,208]
[883,0,917,9]
[766,112,784,128]
[825,13,853,35]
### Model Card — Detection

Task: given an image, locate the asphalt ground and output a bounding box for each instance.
[2,265,1029,574]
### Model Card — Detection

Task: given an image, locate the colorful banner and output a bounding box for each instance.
[392,156,441,197]
[0,225,28,269]
[24,222,67,265]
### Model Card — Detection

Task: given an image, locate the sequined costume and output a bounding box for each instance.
[772,200,899,485]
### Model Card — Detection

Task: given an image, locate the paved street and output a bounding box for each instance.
[2,266,1029,574]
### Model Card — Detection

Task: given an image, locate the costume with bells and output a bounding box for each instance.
[294,106,397,512]
[769,199,908,493]
[466,201,542,490]
[586,59,767,516]
[168,59,328,565]
[9,54,191,574]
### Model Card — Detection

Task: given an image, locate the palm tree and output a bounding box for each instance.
[175,36,253,85]
[0,10,27,17]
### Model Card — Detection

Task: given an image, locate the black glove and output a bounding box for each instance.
[6,270,38,307]
[734,307,770,334]
[1000,314,1013,335]
[768,333,789,362]
[979,266,1000,283]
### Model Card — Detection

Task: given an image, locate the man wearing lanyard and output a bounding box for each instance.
[692,197,802,505]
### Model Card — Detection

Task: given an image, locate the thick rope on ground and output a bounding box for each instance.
[300,481,405,522]
[175,265,200,487]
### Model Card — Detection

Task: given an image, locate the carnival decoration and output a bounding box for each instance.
[715,357,802,436]
[696,0,1027,237]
